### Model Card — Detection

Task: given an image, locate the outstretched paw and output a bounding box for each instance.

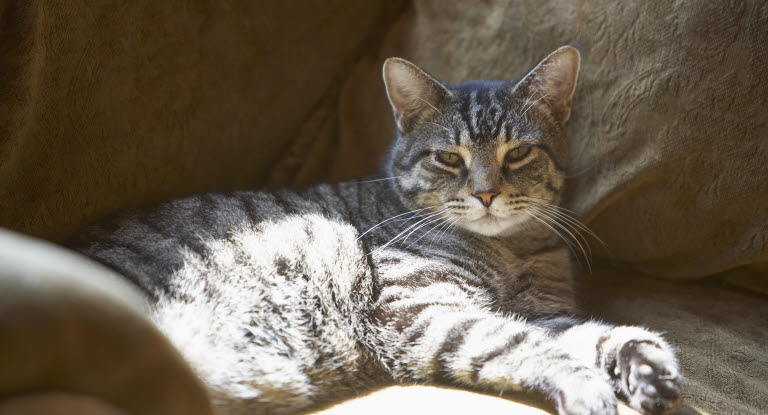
[556,375,619,415]
[617,340,681,415]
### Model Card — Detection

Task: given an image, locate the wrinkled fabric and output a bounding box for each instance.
[2,1,766,279]
[0,0,405,241]
[330,0,768,279]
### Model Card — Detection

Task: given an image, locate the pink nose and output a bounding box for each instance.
[473,192,498,208]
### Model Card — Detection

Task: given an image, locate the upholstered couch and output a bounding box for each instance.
[1,1,766,414]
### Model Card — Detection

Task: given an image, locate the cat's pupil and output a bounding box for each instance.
[506,146,531,163]
[437,151,462,167]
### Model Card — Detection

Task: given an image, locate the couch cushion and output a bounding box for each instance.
[0,228,212,415]
[329,0,768,280]
[0,393,130,415]
[0,1,405,242]
[2,1,766,281]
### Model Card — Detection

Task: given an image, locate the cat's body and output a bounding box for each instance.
[70,47,682,415]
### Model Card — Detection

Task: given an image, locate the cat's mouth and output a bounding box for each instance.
[471,212,502,223]
[456,208,530,237]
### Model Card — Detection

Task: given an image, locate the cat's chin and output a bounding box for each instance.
[460,214,529,237]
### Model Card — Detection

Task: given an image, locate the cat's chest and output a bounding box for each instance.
[427,236,572,305]
[457,236,560,274]
[391,236,556,286]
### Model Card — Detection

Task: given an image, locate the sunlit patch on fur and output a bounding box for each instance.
[151,214,372,413]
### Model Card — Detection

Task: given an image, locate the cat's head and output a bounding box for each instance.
[383,46,580,237]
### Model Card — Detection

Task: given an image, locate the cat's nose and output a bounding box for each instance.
[472,191,499,208]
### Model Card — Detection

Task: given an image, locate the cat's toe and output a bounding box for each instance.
[618,340,682,415]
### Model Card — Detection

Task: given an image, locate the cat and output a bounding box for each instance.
[69,46,682,415]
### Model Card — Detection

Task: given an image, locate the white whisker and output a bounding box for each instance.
[405,214,453,249]
[530,205,593,258]
[400,209,453,244]
[371,208,451,253]
[357,203,443,240]
[354,176,401,184]
[415,95,444,116]
[433,217,462,246]
[526,200,608,251]
[430,216,456,244]
[524,210,585,270]
[520,88,538,113]
[394,204,447,225]
[533,208,592,272]
[521,92,550,117]
[534,204,600,246]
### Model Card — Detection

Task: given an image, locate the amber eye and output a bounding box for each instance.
[436,151,463,167]
[505,146,532,163]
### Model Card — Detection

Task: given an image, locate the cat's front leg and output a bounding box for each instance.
[372,282,619,415]
[555,321,682,415]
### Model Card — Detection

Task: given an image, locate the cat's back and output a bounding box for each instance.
[68,183,377,296]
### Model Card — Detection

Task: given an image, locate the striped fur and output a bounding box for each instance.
[70,47,681,415]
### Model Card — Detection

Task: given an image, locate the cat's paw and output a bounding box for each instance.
[556,376,619,415]
[617,340,681,415]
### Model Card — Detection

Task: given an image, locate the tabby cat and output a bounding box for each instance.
[70,46,682,415]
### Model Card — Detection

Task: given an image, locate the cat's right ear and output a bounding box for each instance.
[383,58,451,133]
[510,46,581,124]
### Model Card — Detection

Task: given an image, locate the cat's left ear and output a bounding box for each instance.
[383,58,452,132]
[513,45,581,124]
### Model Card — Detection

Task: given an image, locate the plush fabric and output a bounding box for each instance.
[2,1,766,280]
[0,229,213,415]
[0,0,405,242]
[0,393,131,415]
[327,0,768,280]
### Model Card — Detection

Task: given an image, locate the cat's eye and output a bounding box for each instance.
[505,146,532,163]
[436,151,463,167]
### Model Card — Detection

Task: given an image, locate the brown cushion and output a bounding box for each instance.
[0,1,405,242]
[0,393,130,415]
[0,228,212,415]
[2,1,766,280]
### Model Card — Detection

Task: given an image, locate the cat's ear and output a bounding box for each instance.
[513,45,581,124]
[383,58,451,132]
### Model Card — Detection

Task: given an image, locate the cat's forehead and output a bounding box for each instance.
[439,81,539,148]
[446,79,513,94]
